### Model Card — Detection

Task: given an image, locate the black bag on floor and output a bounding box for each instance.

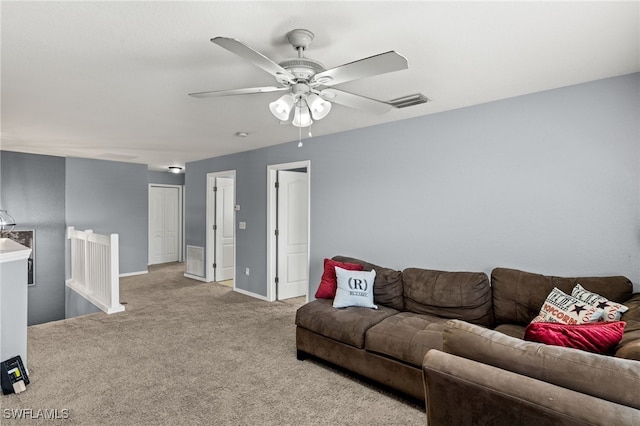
[1,355,29,395]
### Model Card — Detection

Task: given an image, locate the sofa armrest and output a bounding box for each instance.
[422,350,639,426]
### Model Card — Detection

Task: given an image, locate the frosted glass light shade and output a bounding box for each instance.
[269,93,295,121]
[306,93,332,120]
[0,210,16,233]
[292,102,313,127]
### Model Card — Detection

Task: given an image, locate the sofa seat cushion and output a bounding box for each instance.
[402,268,493,326]
[295,299,398,348]
[443,319,640,409]
[365,312,448,367]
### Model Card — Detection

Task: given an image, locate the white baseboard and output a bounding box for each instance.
[120,270,148,278]
[183,275,269,302]
[183,273,208,282]
[233,287,269,301]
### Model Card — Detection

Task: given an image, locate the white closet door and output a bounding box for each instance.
[277,171,308,299]
[215,177,234,281]
[149,186,180,265]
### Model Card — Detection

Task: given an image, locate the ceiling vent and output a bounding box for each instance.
[388,93,429,108]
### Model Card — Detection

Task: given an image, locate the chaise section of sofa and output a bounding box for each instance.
[422,319,640,425]
[442,319,640,408]
[422,350,639,426]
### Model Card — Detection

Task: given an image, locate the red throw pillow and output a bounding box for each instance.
[314,258,364,299]
[524,321,625,355]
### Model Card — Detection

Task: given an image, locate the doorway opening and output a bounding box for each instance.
[267,161,310,302]
[148,184,183,265]
[206,171,236,285]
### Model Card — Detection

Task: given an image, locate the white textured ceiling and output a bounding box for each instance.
[2,1,638,171]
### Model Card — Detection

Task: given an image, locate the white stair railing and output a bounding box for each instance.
[66,226,125,314]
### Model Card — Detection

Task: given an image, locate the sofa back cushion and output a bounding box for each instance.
[442,319,640,409]
[332,256,404,310]
[492,268,632,326]
[402,268,493,326]
[616,293,640,360]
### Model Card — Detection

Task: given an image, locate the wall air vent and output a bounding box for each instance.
[186,245,204,277]
[388,93,429,108]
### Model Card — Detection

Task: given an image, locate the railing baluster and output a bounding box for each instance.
[66,227,124,314]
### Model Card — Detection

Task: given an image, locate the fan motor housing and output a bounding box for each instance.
[279,58,325,81]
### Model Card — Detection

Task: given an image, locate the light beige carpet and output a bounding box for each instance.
[0,263,424,425]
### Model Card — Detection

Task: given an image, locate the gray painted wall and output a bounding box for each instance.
[66,157,149,275]
[0,151,67,325]
[1,153,151,323]
[186,150,269,292]
[148,170,185,185]
[65,286,101,318]
[186,73,640,297]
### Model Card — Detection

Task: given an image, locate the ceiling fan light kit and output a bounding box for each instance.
[292,101,313,127]
[306,93,331,120]
[189,29,411,129]
[269,93,296,121]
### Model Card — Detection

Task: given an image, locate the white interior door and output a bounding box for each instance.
[277,170,308,300]
[149,186,180,265]
[215,177,234,281]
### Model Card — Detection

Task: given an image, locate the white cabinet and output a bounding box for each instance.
[0,238,31,367]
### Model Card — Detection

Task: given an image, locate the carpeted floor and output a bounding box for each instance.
[1,263,424,425]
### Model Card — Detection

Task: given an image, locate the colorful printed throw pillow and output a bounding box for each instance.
[531,287,604,325]
[333,267,377,309]
[571,284,629,322]
[314,258,364,299]
[524,321,626,354]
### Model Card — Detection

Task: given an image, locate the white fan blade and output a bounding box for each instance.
[312,51,408,86]
[189,86,289,98]
[320,88,392,114]
[212,37,295,83]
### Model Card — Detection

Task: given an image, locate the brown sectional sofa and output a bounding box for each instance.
[294,255,640,422]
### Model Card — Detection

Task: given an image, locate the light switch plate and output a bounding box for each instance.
[239,222,246,230]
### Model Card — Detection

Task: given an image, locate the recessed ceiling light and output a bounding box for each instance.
[235,132,249,137]
[168,166,183,174]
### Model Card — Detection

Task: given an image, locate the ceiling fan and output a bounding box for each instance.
[189,29,409,127]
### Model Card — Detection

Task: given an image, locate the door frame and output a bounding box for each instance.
[266,160,311,302]
[206,170,236,284]
[148,184,184,264]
